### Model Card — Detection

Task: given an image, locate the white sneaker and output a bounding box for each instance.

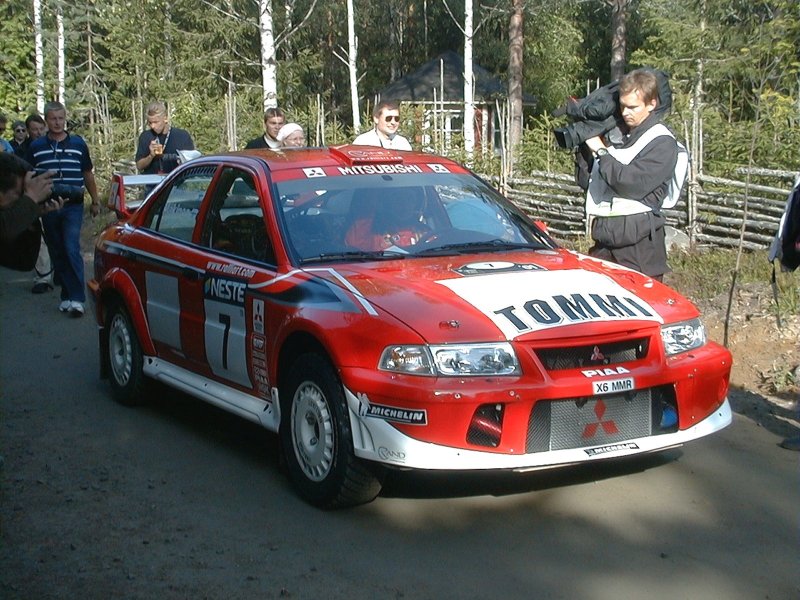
[68,301,85,317]
[59,300,71,312]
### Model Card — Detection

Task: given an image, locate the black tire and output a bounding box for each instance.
[105,302,147,406]
[280,353,383,508]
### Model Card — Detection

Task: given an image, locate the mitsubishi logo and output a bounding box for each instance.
[582,400,619,439]
[590,345,605,362]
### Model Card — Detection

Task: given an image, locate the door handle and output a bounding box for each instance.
[182,267,202,281]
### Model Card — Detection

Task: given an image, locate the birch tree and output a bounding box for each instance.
[346,0,360,130]
[57,1,65,103]
[463,0,475,157]
[34,0,45,112]
[259,0,278,109]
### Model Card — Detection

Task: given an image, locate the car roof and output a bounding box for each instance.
[225,145,463,173]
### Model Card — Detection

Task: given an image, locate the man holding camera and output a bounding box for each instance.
[0,153,59,243]
[25,101,101,317]
[584,69,680,281]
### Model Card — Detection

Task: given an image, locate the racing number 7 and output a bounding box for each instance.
[219,313,231,370]
[203,299,251,388]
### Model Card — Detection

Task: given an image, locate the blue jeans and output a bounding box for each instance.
[42,203,85,303]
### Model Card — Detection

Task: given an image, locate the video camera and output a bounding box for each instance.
[552,68,673,149]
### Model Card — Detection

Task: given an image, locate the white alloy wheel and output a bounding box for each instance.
[291,380,335,482]
[109,312,134,387]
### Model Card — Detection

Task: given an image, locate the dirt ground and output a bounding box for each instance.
[677,279,800,440]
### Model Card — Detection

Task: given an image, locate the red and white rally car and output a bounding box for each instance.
[90,145,732,508]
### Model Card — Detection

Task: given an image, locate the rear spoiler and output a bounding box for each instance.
[108,173,165,218]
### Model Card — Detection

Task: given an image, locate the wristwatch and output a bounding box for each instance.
[595,147,609,158]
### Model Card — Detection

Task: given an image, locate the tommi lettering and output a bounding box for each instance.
[497,292,654,332]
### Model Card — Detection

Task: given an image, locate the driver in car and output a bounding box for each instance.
[345,193,429,251]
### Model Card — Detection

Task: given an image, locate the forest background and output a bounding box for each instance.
[1,0,798,182]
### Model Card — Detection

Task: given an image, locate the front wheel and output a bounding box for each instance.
[105,302,147,406]
[280,353,382,508]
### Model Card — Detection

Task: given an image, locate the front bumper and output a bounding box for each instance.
[346,388,731,470]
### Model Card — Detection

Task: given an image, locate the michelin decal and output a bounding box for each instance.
[438,269,662,339]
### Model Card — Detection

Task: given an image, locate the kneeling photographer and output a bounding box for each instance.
[572,68,685,281]
[0,154,62,245]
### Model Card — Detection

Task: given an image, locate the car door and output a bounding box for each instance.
[129,164,218,372]
[189,165,278,395]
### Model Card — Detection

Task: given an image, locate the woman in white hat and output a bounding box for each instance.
[277,123,305,148]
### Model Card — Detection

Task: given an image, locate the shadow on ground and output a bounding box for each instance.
[728,385,798,440]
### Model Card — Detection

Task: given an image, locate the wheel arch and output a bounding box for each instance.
[276,331,331,400]
[99,268,156,357]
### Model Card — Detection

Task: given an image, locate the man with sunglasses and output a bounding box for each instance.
[10,121,27,152]
[353,100,412,150]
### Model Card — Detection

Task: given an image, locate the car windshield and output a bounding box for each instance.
[275,172,554,264]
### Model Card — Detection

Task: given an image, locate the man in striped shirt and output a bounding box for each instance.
[26,101,101,317]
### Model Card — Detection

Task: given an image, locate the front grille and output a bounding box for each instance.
[526,388,656,453]
[536,338,649,371]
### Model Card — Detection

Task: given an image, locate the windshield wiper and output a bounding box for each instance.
[300,250,408,264]
[415,239,544,255]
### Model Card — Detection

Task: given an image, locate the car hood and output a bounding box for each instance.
[304,249,700,343]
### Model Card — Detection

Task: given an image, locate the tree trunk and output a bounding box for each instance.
[463,0,475,159]
[259,0,278,110]
[33,0,45,112]
[508,0,524,161]
[86,17,95,132]
[607,0,629,81]
[57,2,65,103]
[689,0,707,244]
[347,0,360,130]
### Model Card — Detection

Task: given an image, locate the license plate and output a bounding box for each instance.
[592,377,634,395]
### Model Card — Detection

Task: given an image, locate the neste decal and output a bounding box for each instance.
[204,274,246,305]
[438,269,662,339]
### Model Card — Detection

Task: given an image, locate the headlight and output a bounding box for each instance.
[379,343,519,376]
[379,346,435,375]
[661,318,706,356]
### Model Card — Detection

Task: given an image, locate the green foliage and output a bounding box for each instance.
[522,2,586,114]
[667,248,799,315]
[2,0,797,179]
[0,0,37,115]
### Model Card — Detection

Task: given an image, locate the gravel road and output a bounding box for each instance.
[1,264,798,600]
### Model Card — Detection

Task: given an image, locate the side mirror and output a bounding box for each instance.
[108,173,165,219]
[534,220,549,234]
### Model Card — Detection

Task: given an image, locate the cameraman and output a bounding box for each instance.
[584,69,679,281]
[0,154,60,243]
[25,101,101,317]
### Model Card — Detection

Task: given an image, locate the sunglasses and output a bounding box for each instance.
[383,115,400,123]
[15,128,26,133]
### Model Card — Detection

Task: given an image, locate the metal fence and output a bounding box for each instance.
[493,168,795,250]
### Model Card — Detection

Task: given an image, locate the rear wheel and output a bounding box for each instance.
[106,302,147,406]
[280,353,382,508]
